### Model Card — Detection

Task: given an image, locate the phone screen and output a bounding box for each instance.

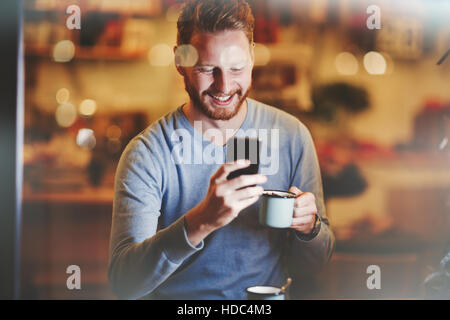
[226,137,260,180]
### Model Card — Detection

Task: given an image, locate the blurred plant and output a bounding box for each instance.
[311,82,370,122]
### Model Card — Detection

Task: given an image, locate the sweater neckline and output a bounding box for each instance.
[176,98,253,149]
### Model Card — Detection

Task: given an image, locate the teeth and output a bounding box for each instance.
[211,94,231,101]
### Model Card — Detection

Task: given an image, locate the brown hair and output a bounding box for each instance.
[177,0,255,45]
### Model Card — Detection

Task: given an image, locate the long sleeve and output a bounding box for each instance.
[286,123,335,273]
[108,136,203,299]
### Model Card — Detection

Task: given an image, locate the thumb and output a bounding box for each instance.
[289,186,303,197]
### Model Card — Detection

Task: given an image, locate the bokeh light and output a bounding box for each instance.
[148,44,174,67]
[55,103,77,127]
[106,125,122,140]
[56,88,70,104]
[363,51,387,75]
[335,52,358,75]
[174,44,198,67]
[76,128,96,149]
[79,99,97,116]
[53,40,75,62]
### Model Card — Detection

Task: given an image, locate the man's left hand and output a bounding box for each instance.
[288,186,317,235]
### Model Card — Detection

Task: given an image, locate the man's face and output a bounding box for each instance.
[177,30,254,120]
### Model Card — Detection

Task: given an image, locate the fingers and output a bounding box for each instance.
[292,224,314,234]
[293,205,317,217]
[288,186,303,197]
[222,186,264,220]
[292,213,316,226]
[222,186,264,219]
[235,195,260,213]
[212,159,250,184]
[294,192,316,208]
[231,185,264,201]
[226,174,267,191]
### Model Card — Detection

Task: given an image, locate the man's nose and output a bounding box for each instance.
[213,69,232,94]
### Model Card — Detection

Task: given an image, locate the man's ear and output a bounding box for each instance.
[174,45,186,76]
[176,65,186,77]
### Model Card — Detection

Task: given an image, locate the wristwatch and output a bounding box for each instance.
[295,214,321,241]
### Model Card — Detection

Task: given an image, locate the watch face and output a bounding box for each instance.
[312,215,321,235]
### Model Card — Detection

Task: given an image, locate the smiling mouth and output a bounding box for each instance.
[207,93,235,105]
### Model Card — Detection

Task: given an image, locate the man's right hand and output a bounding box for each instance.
[184,159,267,246]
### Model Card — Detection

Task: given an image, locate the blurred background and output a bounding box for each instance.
[20,0,450,299]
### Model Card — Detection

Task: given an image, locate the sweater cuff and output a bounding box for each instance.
[293,217,328,245]
[160,216,204,264]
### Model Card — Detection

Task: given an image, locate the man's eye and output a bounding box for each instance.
[230,68,244,72]
[198,68,214,73]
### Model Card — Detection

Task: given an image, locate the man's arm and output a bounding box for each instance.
[108,137,203,299]
[108,137,266,299]
[286,123,335,272]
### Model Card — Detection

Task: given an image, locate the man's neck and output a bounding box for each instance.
[182,100,248,146]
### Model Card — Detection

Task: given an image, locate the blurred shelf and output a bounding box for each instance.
[25,44,147,61]
[23,186,114,205]
[24,0,163,17]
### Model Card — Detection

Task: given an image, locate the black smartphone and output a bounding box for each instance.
[226,137,260,180]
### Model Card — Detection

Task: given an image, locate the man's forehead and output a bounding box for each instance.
[195,50,250,68]
[190,29,248,41]
[190,30,250,51]
[189,30,252,67]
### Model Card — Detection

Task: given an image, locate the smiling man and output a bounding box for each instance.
[108,0,335,299]
[181,30,252,120]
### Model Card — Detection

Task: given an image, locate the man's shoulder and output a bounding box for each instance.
[248,98,309,134]
[144,107,181,137]
[123,107,181,155]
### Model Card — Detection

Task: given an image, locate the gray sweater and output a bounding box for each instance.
[108,98,335,299]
